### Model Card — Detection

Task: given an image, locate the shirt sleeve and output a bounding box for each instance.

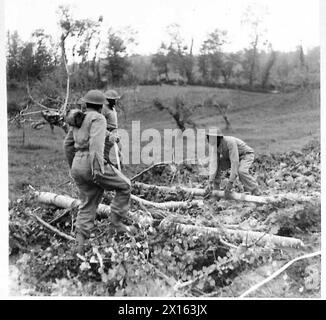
[63,128,75,168]
[89,115,106,174]
[227,138,240,182]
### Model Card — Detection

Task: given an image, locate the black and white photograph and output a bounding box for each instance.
[1,0,324,300]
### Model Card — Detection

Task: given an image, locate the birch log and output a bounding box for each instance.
[33,191,305,248]
[34,191,202,215]
[34,191,154,226]
[159,220,304,249]
[131,194,203,209]
[134,182,315,204]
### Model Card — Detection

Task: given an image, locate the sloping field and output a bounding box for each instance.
[7,86,320,200]
[120,85,320,154]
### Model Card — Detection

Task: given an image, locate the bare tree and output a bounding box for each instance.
[153,95,199,131]
[204,96,232,130]
[261,44,277,89]
[199,29,228,83]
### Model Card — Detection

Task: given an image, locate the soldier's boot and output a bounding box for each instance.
[110,214,136,235]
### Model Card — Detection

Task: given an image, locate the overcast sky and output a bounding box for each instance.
[4,0,321,54]
[5,0,320,54]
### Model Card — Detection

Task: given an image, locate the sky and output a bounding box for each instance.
[4,0,321,55]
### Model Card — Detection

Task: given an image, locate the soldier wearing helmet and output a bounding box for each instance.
[102,89,120,130]
[101,89,123,169]
[64,90,134,255]
[203,126,261,197]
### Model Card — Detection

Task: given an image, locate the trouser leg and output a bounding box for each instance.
[238,154,259,192]
[75,181,104,239]
[104,137,123,169]
[214,158,230,188]
[93,164,131,226]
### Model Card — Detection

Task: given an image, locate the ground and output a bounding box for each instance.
[7,85,321,297]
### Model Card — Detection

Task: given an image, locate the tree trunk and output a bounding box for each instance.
[249,35,259,88]
[261,50,277,89]
[33,190,305,249]
[159,219,304,248]
[131,194,203,209]
[33,191,154,226]
[133,181,315,204]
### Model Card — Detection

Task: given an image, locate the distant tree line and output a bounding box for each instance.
[6,5,320,97]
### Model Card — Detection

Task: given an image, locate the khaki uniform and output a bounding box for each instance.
[208,136,258,192]
[102,105,118,130]
[101,105,122,167]
[64,110,130,239]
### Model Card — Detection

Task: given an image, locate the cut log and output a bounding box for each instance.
[33,191,305,248]
[33,191,153,226]
[131,194,203,209]
[34,191,200,216]
[159,220,304,249]
[134,181,315,204]
[34,191,81,209]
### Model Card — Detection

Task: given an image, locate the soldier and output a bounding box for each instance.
[64,90,134,255]
[102,89,123,169]
[203,126,261,198]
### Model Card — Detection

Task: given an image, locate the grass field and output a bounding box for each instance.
[7,85,320,200]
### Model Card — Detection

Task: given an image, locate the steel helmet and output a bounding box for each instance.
[81,90,107,105]
[205,126,224,137]
[105,89,121,100]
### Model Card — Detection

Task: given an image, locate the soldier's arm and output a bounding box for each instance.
[63,128,75,169]
[227,139,240,182]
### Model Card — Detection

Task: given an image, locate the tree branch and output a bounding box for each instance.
[131,159,197,182]
[30,211,75,242]
[239,251,321,298]
[26,83,56,111]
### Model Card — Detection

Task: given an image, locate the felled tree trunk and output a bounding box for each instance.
[159,220,304,249]
[133,182,315,204]
[34,191,304,248]
[34,191,202,215]
[33,191,154,226]
[131,194,203,209]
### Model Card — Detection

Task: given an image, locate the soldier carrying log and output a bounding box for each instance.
[64,90,135,255]
[203,126,261,198]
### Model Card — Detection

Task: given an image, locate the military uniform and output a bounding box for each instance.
[205,127,259,194]
[209,136,258,192]
[101,105,122,167]
[102,91,123,168]
[64,99,131,249]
